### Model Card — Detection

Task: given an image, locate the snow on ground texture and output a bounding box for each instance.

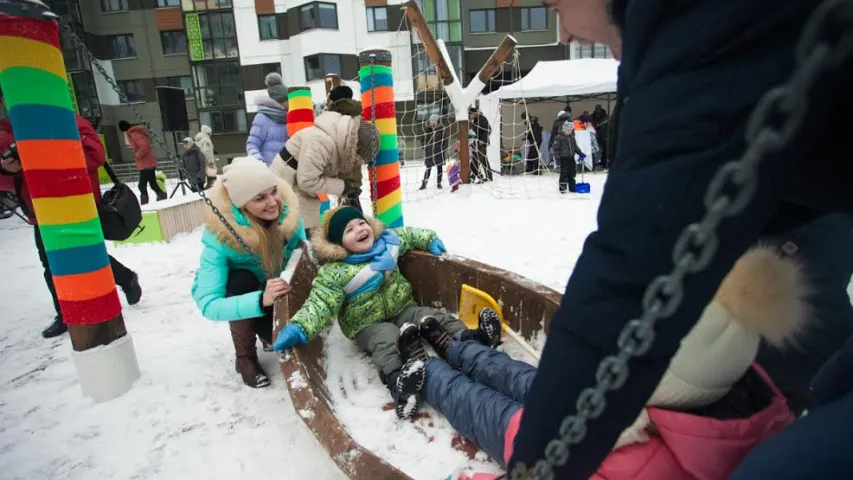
[0,172,607,479]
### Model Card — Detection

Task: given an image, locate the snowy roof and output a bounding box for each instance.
[494,58,620,99]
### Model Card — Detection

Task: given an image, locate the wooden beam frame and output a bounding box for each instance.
[402,0,517,184]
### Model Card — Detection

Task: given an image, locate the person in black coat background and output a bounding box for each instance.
[468,107,493,182]
[548,110,571,152]
[420,114,449,190]
[510,0,853,478]
[522,113,544,174]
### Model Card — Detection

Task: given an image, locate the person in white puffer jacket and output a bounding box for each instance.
[195,124,217,188]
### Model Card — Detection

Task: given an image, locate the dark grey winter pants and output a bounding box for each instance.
[354,305,467,380]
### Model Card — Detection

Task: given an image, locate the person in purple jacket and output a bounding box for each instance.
[247,72,289,166]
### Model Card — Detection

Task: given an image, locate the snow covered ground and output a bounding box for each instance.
[0,172,607,480]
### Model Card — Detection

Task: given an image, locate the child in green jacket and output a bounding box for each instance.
[273,206,502,419]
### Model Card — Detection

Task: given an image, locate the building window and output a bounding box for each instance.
[108,34,136,59]
[166,76,194,98]
[117,80,145,103]
[157,0,180,6]
[181,0,231,11]
[199,12,238,60]
[300,2,338,32]
[469,9,495,33]
[366,6,388,32]
[304,54,342,82]
[160,31,187,55]
[192,61,243,108]
[199,108,248,134]
[100,0,128,13]
[258,15,278,40]
[71,72,101,119]
[416,0,462,43]
[574,42,613,59]
[520,7,547,31]
[261,63,281,76]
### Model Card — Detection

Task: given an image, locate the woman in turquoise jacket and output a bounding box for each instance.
[192,157,306,388]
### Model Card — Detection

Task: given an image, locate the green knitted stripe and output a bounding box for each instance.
[0,67,73,111]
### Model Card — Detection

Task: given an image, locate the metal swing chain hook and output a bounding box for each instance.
[511,1,853,479]
[57,22,272,279]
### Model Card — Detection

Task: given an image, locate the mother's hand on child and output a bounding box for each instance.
[273,323,308,351]
[428,238,446,256]
[262,278,292,307]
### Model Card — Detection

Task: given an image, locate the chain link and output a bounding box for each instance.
[59,23,271,278]
[510,1,853,478]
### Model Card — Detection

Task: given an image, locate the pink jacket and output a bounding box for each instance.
[127,125,158,171]
[457,366,793,480]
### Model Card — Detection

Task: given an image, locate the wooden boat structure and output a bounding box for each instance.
[273,250,562,479]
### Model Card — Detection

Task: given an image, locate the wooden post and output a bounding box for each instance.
[0,1,140,402]
[359,49,403,228]
[403,0,517,184]
[402,0,455,86]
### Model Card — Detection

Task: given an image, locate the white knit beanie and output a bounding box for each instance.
[221,156,279,208]
[614,247,809,449]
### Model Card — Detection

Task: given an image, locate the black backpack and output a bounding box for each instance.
[99,162,142,241]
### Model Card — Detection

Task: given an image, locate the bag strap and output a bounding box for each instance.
[102,161,122,185]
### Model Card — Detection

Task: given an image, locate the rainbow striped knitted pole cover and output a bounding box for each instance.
[0,11,122,328]
[359,49,403,228]
[286,86,330,217]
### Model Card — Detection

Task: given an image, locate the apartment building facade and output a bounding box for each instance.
[45,0,198,168]
[27,1,612,168]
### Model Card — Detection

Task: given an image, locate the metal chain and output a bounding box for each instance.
[59,22,271,278]
[368,54,379,217]
[511,1,853,478]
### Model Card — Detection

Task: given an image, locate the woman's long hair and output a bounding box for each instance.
[241,199,284,277]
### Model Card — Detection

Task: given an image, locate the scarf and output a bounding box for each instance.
[258,104,288,124]
[344,230,400,272]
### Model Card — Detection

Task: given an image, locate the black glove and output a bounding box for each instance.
[342,183,361,198]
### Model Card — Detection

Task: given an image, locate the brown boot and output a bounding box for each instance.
[229,319,270,388]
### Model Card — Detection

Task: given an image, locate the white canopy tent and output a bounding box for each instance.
[495,58,620,99]
[479,58,619,169]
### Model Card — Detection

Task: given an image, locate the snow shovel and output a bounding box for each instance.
[458,284,541,361]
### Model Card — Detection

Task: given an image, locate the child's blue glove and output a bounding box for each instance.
[428,238,446,256]
[273,324,308,351]
[578,152,587,160]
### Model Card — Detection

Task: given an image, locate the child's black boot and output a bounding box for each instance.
[389,323,427,419]
[478,308,503,348]
[418,316,454,359]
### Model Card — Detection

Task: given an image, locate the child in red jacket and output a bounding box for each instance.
[425,248,807,480]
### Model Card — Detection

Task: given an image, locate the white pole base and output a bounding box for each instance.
[71,334,141,403]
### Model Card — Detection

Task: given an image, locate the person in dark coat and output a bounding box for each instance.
[180,137,207,191]
[468,107,493,182]
[548,110,572,152]
[592,104,611,168]
[420,114,449,190]
[521,113,544,174]
[325,85,364,211]
[509,0,853,478]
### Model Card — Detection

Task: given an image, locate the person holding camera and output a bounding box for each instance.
[0,89,143,338]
